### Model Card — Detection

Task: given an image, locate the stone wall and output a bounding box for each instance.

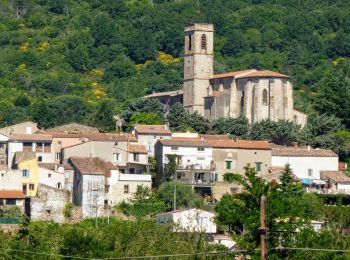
[31,184,69,223]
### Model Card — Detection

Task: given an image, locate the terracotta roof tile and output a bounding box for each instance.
[236,70,289,79]
[159,138,271,149]
[52,133,137,142]
[15,151,36,164]
[69,157,118,175]
[199,134,230,140]
[38,163,56,171]
[211,69,257,79]
[135,125,172,135]
[321,171,350,183]
[0,190,25,199]
[272,147,337,157]
[128,144,148,154]
[45,123,100,134]
[9,134,52,142]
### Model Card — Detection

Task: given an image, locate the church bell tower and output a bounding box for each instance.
[183,23,214,115]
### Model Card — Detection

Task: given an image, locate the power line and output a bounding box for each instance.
[0,248,92,259]
[271,247,350,253]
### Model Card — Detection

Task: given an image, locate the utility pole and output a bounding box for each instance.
[173,183,176,210]
[259,195,267,260]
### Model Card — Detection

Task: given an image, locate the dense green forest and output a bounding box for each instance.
[0,1,349,134]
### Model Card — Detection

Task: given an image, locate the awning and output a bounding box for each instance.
[301,179,313,185]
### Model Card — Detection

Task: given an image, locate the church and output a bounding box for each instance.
[145,23,307,126]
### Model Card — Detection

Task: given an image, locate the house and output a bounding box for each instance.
[132,124,172,156]
[30,184,70,223]
[211,139,272,199]
[321,171,350,194]
[44,123,100,134]
[0,121,38,136]
[7,134,54,167]
[272,147,338,181]
[212,234,236,250]
[156,208,217,233]
[70,156,152,218]
[38,163,65,190]
[156,136,216,198]
[0,190,25,212]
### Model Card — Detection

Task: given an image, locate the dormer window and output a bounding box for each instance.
[201,34,207,50]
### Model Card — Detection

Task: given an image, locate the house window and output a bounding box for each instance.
[22,170,29,178]
[113,153,120,163]
[129,168,135,174]
[262,89,268,105]
[308,169,313,177]
[133,153,139,162]
[22,184,27,195]
[38,156,42,162]
[255,162,262,172]
[57,182,61,189]
[201,34,207,50]
[119,169,125,174]
[48,174,51,178]
[171,146,178,151]
[56,153,61,161]
[188,35,192,51]
[105,185,110,193]
[29,184,35,190]
[46,210,51,216]
[6,199,16,205]
[197,147,205,152]
[124,185,129,194]
[225,161,232,170]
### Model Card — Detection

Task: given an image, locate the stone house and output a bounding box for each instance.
[132,124,172,156]
[320,171,350,194]
[30,184,69,223]
[0,190,25,212]
[0,121,38,136]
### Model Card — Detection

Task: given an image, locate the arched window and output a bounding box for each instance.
[201,34,207,50]
[262,89,268,105]
[188,35,192,51]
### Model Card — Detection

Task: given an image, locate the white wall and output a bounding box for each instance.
[106,171,152,205]
[38,167,65,189]
[81,174,105,218]
[157,209,217,233]
[7,142,23,166]
[136,134,171,157]
[272,156,338,180]
[162,146,213,170]
[0,169,22,190]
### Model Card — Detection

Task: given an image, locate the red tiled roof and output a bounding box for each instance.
[69,157,118,175]
[9,134,52,142]
[135,125,172,135]
[237,70,289,79]
[159,138,271,149]
[208,139,271,149]
[38,163,56,171]
[128,144,148,154]
[199,134,230,140]
[0,190,25,199]
[52,133,137,142]
[210,69,289,80]
[211,69,257,79]
[15,152,36,164]
[321,171,350,183]
[272,147,337,157]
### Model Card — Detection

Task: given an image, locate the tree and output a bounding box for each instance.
[212,116,249,137]
[14,94,30,107]
[122,98,164,131]
[129,112,163,128]
[155,181,204,211]
[167,102,188,132]
[249,119,275,141]
[279,164,302,195]
[163,154,178,182]
[92,100,115,132]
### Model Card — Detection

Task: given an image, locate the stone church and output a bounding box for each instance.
[146,23,307,126]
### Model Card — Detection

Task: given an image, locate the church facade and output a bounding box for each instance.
[146,23,307,126]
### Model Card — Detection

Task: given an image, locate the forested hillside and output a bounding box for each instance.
[0,0,349,130]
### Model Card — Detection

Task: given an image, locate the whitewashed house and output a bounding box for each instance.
[156,208,217,233]
[133,125,172,156]
[272,147,338,181]
[321,171,350,194]
[155,136,216,197]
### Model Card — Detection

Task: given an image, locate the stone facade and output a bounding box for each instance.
[30,184,69,223]
[146,23,307,126]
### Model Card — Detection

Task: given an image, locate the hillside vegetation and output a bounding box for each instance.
[0,0,349,131]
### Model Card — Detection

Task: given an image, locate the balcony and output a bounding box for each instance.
[176,163,216,172]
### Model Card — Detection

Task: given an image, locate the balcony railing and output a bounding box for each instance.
[176,163,216,171]
[176,177,215,186]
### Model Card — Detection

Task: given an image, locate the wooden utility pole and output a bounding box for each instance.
[259,195,267,260]
[173,184,176,210]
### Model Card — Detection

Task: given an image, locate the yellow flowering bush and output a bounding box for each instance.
[37,41,49,52]
[90,69,104,76]
[157,52,180,64]
[19,43,29,52]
